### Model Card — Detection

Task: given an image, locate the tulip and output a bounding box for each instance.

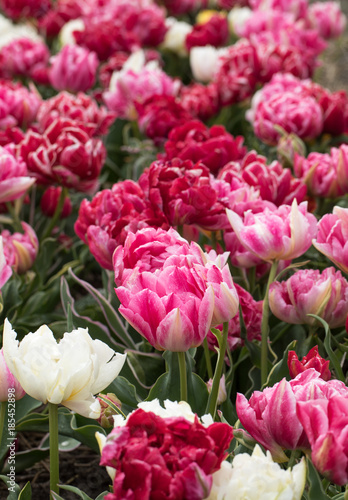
[313,206,348,274]
[49,44,99,93]
[0,236,12,288]
[207,445,306,500]
[2,319,127,419]
[288,346,331,381]
[0,145,35,203]
[297,397,348,485]
[0,348,25,402]
[236,369,348,462]
[269,267,348,329]
[40,186,72,218]
[226,199,317,263]
[2,222,39,274]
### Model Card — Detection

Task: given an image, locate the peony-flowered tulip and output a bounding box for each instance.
[288,346,331,381]
[114,227,239,351]
[2,319,127,419]
[0,236,12,288]
[49,44,99,93]
[99,399,233,500]
[269,267,348,329]
[207,445,306,500]
[306,2,346,40]
[236,369,348,462]
[226,199,317,263]
[297,396,348,485]
[313,206,348,274]
[0,145,35,203]
[2,222,39,274]
[0,348,25,402]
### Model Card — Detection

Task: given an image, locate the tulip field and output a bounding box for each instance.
[1,0,348,498]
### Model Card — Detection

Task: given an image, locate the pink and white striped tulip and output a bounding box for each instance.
[0,236,12,288]
[297,396,348,485]
[0,348,25,402]
[0,145,35,203]
[269,267,348,328]
[226,199,317,263]
[236,369,348,462]
[313,206,348,274]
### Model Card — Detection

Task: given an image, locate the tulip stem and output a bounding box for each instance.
[206,322,228,419]
[5,202,23,233]
[203,338,213,379]
[41,187,68,241]
[48,402,59,499]
[177,352,187,402]
[261,260,279,387]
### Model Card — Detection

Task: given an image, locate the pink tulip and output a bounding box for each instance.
[313,206,348,274]
[0,146,35,203]
[0,236,12,288]
[0,348,25,402]
[40,186,72,218]
[236,369,348,462]
[306,2,346,39]
[0,38,50,80]
[114,227,239,351]
[49,45,99,93]
[226,199,317,263]
[2,222,39,274]
[269,267,348,328]
[288,346,331,381]
[294,145,348,199]
[297,397,348,485]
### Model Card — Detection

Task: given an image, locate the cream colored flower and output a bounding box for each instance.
[207,445,306,500]
[3,319,126,419]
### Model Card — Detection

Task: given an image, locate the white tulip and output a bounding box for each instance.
[207,445,306,500]
[190,45,226,83]
[161,17,192,57]
[3,319,126,419]
[59,18,85,47]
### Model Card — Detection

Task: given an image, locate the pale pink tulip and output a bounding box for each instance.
[297,396,348,485]
[49,44,99,93]
[0,236,12,288]
[236,369,348,462]
[0,348,25,402]
[0,145,35,203]
[269,267,348,328]
[288,346,331,381]
[2,222,39,274]
[226,199,317,263]
[313,206,348,274]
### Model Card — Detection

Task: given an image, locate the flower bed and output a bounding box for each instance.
[0,0,347,499]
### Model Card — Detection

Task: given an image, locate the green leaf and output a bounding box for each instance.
[95,493,109,500]
[58,484,93,500]
[18,482,31,500]
[2,449,49,475]
[147,351,209,416]
[306,458,330,500]
[0,474,21,499]
[263,340,297,388]
[68,269,137,349]
[105,376,140,410]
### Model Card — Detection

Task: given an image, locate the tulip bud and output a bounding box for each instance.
[207,374,227,405]
[277,132,306,169]
[288,347,331,381]
[40,186,72,218]
[97,393,122,428]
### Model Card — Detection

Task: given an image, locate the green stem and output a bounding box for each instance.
[177,352,188,402]
[41,187,68,241]
[5,202,23,233]
[206,322,229,419]
[261,261,279,387]
[203,338,213,379]
[0,401,6,447]
[48,403,59,499]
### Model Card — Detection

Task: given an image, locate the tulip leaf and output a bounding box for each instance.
[0,474,21,498]
[263,340,297,388]
[2,449,49,475]
[18,481,31,500]
[146,351,209,416]
[105,375,141,412]
[306,458,331,500]
[67,269,137,349]
[57,484,93,500]
[307,314,345,382]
